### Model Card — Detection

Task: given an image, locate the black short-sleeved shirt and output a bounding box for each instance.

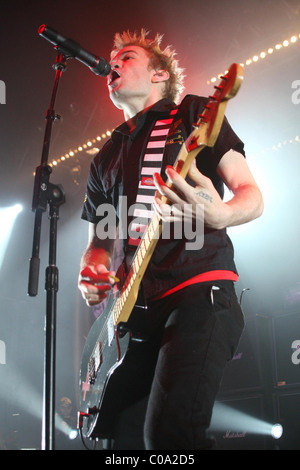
[81,95,245,299]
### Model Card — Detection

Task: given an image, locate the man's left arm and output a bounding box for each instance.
[153,149,264,230]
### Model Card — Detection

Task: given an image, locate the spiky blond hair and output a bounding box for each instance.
[111,29,185,103]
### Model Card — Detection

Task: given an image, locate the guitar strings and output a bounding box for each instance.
[87,215,161,382]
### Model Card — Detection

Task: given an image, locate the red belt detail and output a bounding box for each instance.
[150,270,239,301]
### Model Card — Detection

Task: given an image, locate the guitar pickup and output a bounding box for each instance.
[88,342,103,384]
[88,356,96,384]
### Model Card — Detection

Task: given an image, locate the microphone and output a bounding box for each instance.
[38,24,111,76]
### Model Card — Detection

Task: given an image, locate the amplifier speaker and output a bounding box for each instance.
[272,312,300,388]
[274,391,300,450]
[218,316,271,395]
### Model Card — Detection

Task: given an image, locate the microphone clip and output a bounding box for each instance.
[53,38,81,61]
[52,51,68,72]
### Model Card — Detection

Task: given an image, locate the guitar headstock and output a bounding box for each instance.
[211,62,244,102]
[186,63,244,151]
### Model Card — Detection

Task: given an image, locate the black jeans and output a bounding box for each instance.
[110,281,244,450]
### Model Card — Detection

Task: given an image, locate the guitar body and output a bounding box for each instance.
[78,290,131,439]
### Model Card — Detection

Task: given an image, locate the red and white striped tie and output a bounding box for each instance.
[128,108,178,249]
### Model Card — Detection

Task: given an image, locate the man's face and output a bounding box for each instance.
[107,45,155,109]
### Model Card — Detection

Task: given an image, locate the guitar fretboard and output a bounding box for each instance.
[112,212,162,324]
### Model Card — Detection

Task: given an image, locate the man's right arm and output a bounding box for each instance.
[78,222,116,307]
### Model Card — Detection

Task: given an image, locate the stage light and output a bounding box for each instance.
[210,402,284,441]
[271,423,283,439]
[69,429,78,440]
[55,413,79,442]
[14,204,23,214]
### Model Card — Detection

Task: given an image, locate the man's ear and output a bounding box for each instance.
[151,70,170,83]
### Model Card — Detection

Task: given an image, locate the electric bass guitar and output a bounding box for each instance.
[78,63,244,440]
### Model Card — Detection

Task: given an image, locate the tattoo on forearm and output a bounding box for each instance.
[196,190,213,203]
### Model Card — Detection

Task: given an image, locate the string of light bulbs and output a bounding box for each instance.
[49,130,112,168]
[47,32,300,170]
[207,33,299,84]
[251,135,300,158]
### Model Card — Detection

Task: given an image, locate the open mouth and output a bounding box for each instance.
[108,70,121,85]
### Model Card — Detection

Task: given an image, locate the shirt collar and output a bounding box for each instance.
[111,98,176,141]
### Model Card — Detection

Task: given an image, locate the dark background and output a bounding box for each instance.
[0,0,299,450]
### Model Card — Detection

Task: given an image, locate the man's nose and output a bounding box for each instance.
[111,61,121,70]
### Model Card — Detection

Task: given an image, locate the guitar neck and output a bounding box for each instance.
[112,212,162,325]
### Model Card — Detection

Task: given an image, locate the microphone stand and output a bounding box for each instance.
[28,52,67,450]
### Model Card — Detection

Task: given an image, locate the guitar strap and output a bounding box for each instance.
[127,107,178,250]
